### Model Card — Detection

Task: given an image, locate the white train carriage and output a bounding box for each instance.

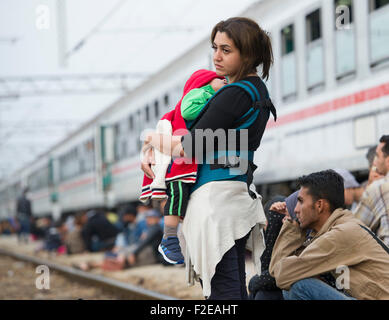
[1,0,389,219]
[250,0,389,186]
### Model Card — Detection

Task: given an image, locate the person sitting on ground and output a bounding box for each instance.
[140,69,226,265]
[135,203,153,230]
[37,219,66,255]
[32,217,51,240]
[269,169,389,300]
[33,217,53,252]
[114,204,146,250]
[105,208,119,225]
[333,168,364,212]
[97,205,164,271]
[248,191,299,300]
[124,208,169,267]
[248,195,285,300]
[354,135,389,247]
[81,209,120,252]
[0,220,13,235]
[364,145,384,188]
[65,212,86,255]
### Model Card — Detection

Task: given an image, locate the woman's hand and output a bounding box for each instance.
[269,201,293,223]
[269,201,288,215]
[141,140,155,179]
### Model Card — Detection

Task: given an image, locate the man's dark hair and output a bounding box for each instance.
[379,135,389,157]
[297,170,345,213]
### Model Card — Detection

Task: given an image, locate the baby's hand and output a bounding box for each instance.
[210,78,226,92]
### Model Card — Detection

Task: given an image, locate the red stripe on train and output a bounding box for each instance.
[58,176,94,192]
[112,162,141,175]
[267,82,389,129]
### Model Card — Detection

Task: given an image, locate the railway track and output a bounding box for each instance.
[0,248,177,300]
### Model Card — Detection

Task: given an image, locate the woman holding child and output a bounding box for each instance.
[141,17,276,299]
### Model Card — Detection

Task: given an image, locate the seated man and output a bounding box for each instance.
[333,168,364,211]
[354,135,389,247]
[269,169,389,300]
[114,204,146,249]
[364,145,384,188]
[81,209,120,252]
[101,207,169,271]
[124,208,167,267]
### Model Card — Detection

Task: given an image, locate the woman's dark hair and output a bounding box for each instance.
[211,17,273,81]
[297,170,345,213]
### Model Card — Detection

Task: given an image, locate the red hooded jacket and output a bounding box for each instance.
[140,69,224,201]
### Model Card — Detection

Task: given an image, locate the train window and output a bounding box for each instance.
[128,115,134,131]
[86,139,94,151]
[113,122,120,161]
[282,25,294,55]
[28,166,49,191]
[335,0,356,79]
[164,94,169,107]
[136,109,143,132]
[305,8,324,90]
[154,100,159,118]
[145,105,150,122]
[370,0,389,11]
[121,140,127,158]
[369,0,389,66]
[306,9,322,43]
[136,110,141,125]
[80,139,95,173]
[281,25,297,100]
[114,123,120,136]
[79,158,85,174]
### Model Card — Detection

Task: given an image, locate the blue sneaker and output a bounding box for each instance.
[158,237,184,265]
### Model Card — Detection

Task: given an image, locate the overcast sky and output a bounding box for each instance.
[0,0,258,181]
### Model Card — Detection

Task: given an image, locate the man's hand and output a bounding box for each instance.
[127,253,136,266]
[368,166,384,186]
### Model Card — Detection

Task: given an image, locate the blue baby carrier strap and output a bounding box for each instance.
[193,150,255,194]
[189,79,277,198]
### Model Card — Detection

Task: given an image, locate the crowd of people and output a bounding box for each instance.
[1,195,174,271]
[2,134,388,300]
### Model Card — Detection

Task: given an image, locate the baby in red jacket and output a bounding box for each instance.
[140,69,226,264]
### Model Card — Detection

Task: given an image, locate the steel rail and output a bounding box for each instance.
[0,247,177,300]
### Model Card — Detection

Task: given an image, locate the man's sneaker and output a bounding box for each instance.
[158,237,184,265]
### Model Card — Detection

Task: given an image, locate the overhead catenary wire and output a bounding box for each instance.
[65,0,128,59]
